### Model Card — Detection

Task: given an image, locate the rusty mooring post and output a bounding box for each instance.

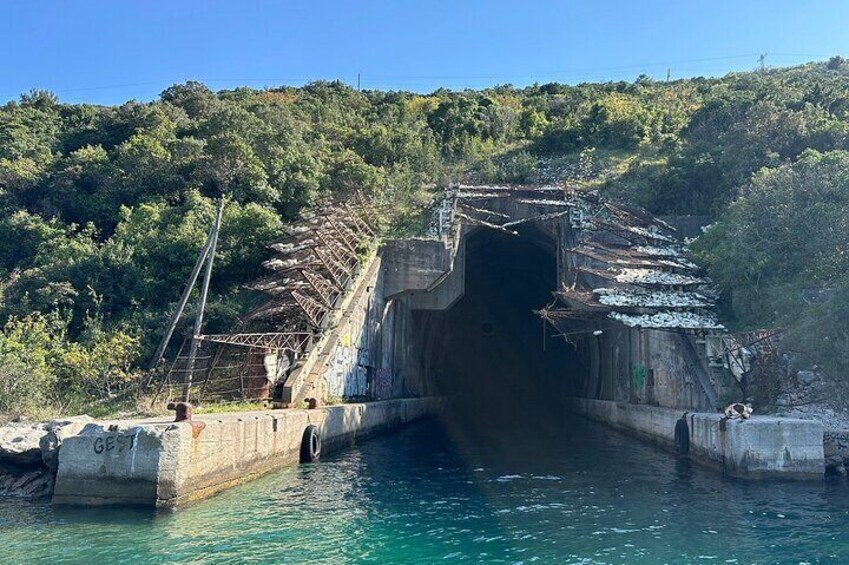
[167,401,207,438]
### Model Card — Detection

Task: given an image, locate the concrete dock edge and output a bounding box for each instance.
[568,398,824,479]
[53,397,441,508]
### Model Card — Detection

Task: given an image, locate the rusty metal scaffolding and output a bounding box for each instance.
[153,337,306,405]
[152,197,379,405]
[243,201,377,329]
[439,184,721,336]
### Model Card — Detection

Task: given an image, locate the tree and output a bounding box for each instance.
[580,94,649,149]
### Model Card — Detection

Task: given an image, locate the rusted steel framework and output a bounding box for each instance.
[158,196,379,405]
[541,190,719,332]
[244,200,377,329]
[199,332,313,352]
[431,183,722,334]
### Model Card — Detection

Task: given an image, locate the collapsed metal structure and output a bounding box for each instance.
[543,195,722,336]
[432,183,736,408]
[156,195,379,405]
[437,184,723,338]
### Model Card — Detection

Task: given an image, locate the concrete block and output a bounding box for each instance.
[723,417,824,478]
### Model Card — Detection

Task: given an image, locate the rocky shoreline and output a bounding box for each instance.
[0,417,92,498]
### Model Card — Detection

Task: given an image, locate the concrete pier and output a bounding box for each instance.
[53,398,440,508]
[569,398,824,479]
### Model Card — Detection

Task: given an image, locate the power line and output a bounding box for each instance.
[20,52,834,100]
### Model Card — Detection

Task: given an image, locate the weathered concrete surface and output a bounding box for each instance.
[281,251,431,406]
[407,238,465,311]
[281,254,383,405]
[381,236,466,311]
[569,398,824,479]
[53,397,440,508]
[40,416,94,472]
[381,239,454,298]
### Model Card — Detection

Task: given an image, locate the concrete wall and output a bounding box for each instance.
[379,214,732,414]
[282,253,429,406]
[569,398,824,479]
[315,257,384,401]
[381,239,455,298]
[574,327,721,411]
[279,255,382,405]
[53,397,440,508]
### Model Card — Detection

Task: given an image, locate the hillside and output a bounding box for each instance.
[2,57,849,417]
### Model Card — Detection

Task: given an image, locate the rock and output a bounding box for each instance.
[796,370,818,387]
[829,464,848,477]
[39,416,93,472]
[0,423,47,466]
[21,473,53,498]
[825,452,843,470]
[824,440,839,458]
[775,393,792,407]
[0,468,53,498]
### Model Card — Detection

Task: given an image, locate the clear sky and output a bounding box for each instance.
[2,0,848,105]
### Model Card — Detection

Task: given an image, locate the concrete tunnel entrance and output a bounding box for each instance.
[414,226,586,418]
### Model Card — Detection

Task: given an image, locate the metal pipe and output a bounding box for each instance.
[182,198,225,402]
[148,217,216,369]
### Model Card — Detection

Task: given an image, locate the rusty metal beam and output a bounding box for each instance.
[291,290,330,328]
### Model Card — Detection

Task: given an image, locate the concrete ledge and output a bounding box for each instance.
[568,398,824,479]
[53,398,441,508]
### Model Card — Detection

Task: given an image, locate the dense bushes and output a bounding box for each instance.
[0,313,138,418]
[2,60,849,416]
[692,150,849,375]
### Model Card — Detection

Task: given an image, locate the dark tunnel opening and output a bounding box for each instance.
[415,226,588,424]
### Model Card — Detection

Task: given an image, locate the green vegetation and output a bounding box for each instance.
[692,150,849,377]
[1,58,849,417]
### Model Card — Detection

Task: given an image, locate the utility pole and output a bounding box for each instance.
[182,198,225,402]
[666,68,671,82]
[357,72,361,91]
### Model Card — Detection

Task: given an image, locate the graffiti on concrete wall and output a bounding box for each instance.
[324,333,369,399]
[320,275,403,402]
[825,430,849,456]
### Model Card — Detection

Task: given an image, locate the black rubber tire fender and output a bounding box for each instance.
[674,415,690,455]
[300,424,322,463]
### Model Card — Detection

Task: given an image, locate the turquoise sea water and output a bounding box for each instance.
[1,413,848,564]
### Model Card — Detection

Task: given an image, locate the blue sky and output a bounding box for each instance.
[2,0,848,105]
